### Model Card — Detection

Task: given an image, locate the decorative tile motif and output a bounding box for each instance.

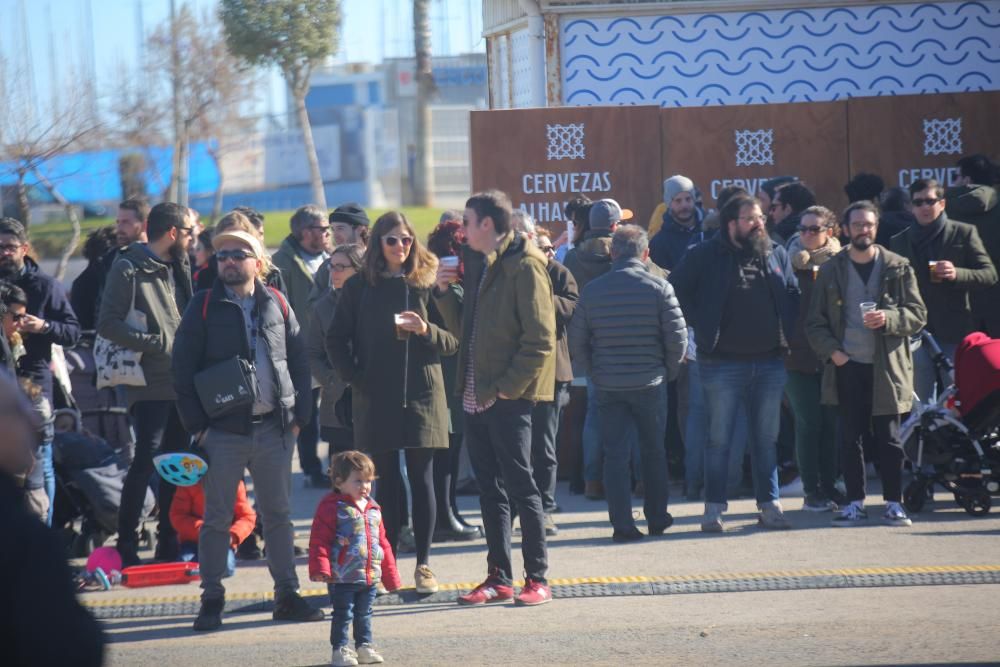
[560,1,1000,107]
[922,117,963,156]
[546,123,586,160]
[734,129,775,166]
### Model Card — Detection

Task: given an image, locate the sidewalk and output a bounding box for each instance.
[79,470,1000,615]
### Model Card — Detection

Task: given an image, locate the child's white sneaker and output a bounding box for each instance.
[357,643,384,664]
[332,646,358,667]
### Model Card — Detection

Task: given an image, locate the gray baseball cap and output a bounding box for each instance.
[589,199,633,230]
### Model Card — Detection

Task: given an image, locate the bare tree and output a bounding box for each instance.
[0,54,102,279]
[148,4,257,209]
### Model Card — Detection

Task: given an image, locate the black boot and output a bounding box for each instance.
[236,533,262,560]
[193,597,224,632]
[433,504,481,542]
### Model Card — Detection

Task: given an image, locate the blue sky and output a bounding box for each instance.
[1,0,484,120]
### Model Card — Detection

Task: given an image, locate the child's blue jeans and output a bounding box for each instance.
[330,583,377,648]
[179,542,235,578]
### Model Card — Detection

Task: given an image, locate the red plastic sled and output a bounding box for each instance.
[121,562,201,588]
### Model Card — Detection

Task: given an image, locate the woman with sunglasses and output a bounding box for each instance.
[307,244,364,460]
[326,212,458,595]
[784,206,843,512]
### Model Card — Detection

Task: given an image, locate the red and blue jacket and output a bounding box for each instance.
[308,492,401,591]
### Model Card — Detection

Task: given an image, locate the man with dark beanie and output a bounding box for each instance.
[329,202,371,248]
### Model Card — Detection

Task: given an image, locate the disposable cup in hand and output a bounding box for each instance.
[394,313,409,340]
[440,256,459,269]
[859,302,877,320]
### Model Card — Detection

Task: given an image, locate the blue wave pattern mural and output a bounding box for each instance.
[560,2,1000,107]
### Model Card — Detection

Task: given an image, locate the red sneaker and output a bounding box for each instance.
[514,579,551,606]
[457,576,514,606]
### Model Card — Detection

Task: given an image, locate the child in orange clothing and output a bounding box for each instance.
[309,451,400,667]
[170,479,256,577]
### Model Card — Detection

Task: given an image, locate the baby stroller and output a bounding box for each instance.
[900,331,1000,516]
[51,410,155,557]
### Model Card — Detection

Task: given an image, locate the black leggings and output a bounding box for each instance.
[433,433,464,520]
[373,449,436,565]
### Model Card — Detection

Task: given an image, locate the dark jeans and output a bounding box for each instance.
[595,383,671,532]
[321,426,355,457]
[119,400,186,546]
[835,361,904,503]
[329,583,377,648]
[530,382,569,513]
[465,399,547,584]
[297,388,322,475]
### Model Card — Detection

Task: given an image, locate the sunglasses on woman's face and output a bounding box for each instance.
[797,225,825,235]
[329,263,353,273]
[383,235,413,247]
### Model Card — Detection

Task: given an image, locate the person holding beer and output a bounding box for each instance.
[325,211,459,596]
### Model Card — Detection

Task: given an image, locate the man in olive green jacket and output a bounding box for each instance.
[97,202,194,565]
[434,190,556,607]
[806,201,926,528]
[271,205,330,486]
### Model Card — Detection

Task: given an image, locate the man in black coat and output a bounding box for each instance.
[173,229,319,633]
[0,217,80,400]
[890,178,996,404]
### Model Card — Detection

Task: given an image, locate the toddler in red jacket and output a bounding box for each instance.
[309,451,401,666]
[170,479,256,578]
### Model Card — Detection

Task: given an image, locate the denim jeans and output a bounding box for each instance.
[329,583,377,648]
[583,379,640,483]
[595,383,671,532]
[179,542,235,578]
[699,357,786,508]
[464,399,547,584]
[39,442,55,527]
[683,361,749,497]
[530,382,569,513]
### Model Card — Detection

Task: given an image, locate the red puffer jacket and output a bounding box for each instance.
[169,480,256,546]
[308,492,401,591]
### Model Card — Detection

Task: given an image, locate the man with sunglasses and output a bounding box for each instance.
[890,178,996,405]
[98,202,195,566]
[173,229,319,632]
[273,205,331,487]
[770,182,817,243]
[0,218,81,402]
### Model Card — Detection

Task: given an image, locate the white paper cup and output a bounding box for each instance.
[859,302,877,318]
[439,256,459,269]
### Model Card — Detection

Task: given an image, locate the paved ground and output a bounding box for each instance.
[84,464,1000,666]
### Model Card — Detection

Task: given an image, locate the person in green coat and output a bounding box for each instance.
[326,212,459,596]
[806,201,927,528]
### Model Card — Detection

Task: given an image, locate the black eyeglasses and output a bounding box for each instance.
[11,313,26,322]
[797,225,825,235]
[175,226,196,237]
[912,198,940,207]
[307,225,331,234]
[216,249,255,262]
[0,243,23,253]
[383,235,413,247]
[329,262,353,273]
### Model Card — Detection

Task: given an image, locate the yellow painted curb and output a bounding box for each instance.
[80,564,1000,609]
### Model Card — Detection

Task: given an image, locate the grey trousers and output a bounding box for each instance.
[199,416,298,601]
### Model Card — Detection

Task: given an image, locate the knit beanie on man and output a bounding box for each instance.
[663,175,695,204]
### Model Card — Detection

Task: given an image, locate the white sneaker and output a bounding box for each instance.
[332,646,359,667]
[831,502,868,527]
[357,643,384,664]
[883,502,913,527]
